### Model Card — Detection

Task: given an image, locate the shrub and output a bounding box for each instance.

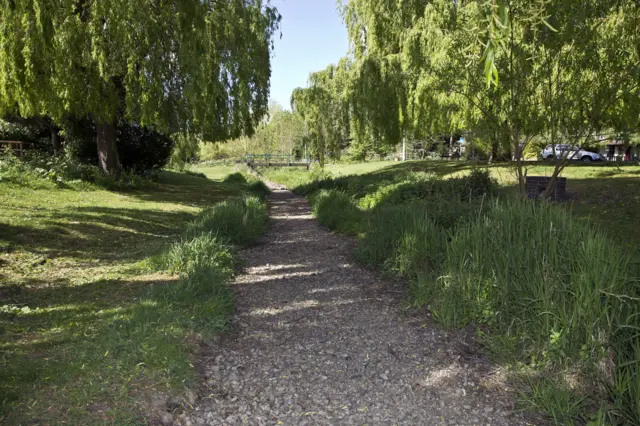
[223,172,247,184]
[0,150,100,187]
[186,196,268,247]
[454,168,496,197]
[358,171,494,211]
[168,134,200,171]
[63,119,174,175]
[311,189,363,235]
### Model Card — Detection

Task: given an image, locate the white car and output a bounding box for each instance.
[541,144,604,161]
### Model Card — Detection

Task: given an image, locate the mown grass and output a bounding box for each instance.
[0,168,267,424]
[266,160,640,425]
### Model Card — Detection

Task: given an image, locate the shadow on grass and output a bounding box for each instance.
[0,171,246,264]
[565,176,640,247]
[127,171,240,207]
[0,208,194,262]
[0,274,198,423]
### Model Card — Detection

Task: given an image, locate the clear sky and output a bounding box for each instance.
[269,0,349,109]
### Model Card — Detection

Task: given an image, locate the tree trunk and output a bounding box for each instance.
[96,120,121,179]
[489,140,499,163]
[51,128,61,155]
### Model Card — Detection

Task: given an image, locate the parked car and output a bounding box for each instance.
[540,144,604,161]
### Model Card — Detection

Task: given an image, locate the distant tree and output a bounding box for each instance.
[291,60,352,165]
[0,0,281,178]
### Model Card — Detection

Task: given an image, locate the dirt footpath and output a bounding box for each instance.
[178,189,534,425]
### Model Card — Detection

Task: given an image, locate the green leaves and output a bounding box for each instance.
[0,0,281,140]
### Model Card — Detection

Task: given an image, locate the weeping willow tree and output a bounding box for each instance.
[290,59,352,165]
[339,0,640,195]
[0,0,281,177]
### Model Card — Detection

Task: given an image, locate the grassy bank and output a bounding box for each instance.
[0,167,269,424]
[263,160,640,246]
[266,161,640,425]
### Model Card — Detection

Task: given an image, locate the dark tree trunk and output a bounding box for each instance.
[96,120,121,179]
[489,140,499,163]
[51,128,61,154]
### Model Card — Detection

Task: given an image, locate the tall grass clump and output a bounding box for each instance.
[311,189,363,235]
[423,199,634,364]
[355,202,447,279]
[163,233,235,275]
[186,196,268,246]
[145,265,235,331]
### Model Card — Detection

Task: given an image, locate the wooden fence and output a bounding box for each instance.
[0,141,26,157]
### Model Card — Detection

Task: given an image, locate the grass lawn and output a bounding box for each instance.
[190,164,239,180]
[0,171,244,424]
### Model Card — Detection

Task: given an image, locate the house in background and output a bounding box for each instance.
[597,139,640,161]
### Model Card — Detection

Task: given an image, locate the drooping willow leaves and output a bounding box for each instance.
[0,0,281,140]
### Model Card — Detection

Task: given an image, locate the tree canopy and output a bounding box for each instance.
[289,0,640,192]
[0,0,281,174]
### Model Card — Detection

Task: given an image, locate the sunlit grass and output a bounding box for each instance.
[0,170,256,424]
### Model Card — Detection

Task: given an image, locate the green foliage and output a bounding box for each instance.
[426,199,633,364]
[63,119,175,175]
[0,151,95,187]
[518,376,588,425]
[355,203,447,280]
[291,59,352,164]
[185,196,268,247]
[223,172,248,184]
[162,234,235,276]
[0,150,155,190]
[169,134,200,171]
[144,266,235,331]
[0,1,281,141]
[247,180,271,199]
[311,189,363,235]
[326,0,640,192]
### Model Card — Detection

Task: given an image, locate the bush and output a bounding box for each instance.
[186,196,268,247]
[223,172,247,184]
[63,119,174,175]
[169,134,200,171]
[311,189,363,235]
[453,168,496,198]
[117,123,174,174]
[0,150,99,187]
[359,171,494,210]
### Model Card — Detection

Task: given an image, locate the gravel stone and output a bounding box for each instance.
[179,189,533,425]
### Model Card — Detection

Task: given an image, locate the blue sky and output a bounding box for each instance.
[269,0,349,109]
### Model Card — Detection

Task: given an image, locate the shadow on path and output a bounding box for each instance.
[182,190,532,425]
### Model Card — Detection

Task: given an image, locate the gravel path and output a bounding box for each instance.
[178,189,533,426]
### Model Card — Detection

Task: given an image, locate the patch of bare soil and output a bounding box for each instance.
[173,189,535,426]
